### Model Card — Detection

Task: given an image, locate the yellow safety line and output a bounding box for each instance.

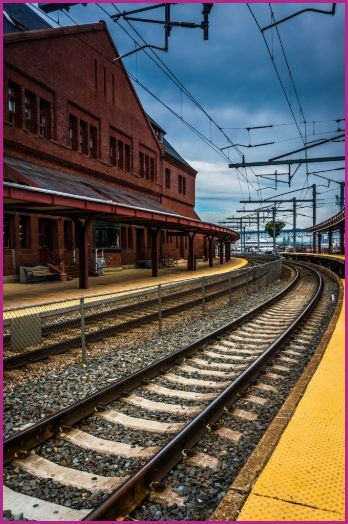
[238,281,345,521]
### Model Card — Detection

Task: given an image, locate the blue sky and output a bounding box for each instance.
[33,2,345,230]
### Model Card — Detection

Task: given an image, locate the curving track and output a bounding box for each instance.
[4,262,333,521]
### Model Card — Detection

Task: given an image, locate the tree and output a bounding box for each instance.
[264,220,286,238]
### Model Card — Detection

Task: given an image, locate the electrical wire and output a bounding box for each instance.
[247,4,305,143]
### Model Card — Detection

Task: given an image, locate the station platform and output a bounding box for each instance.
[3,257,248,309]
[214,279,345,521]
[282,252,345,277]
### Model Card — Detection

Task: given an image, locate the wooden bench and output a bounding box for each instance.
[22,266,59,283]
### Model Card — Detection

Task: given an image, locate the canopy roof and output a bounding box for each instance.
[304,209,345,233]
[4,157,238,240]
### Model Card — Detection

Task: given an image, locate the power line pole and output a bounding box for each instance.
[312,183,317,252]
[256,210,260,253]
[293,197,296,250]
[272,206,276,255]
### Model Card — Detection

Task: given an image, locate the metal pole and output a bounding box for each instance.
[272,206,276,255]
[339,182,345,210]
[240,218,243,253]
[257,211,260,253]
[312,184,317,253]
[202,277,206,313]
[158,284,162,335]
[80,297,87,364]
[292,198,296,251]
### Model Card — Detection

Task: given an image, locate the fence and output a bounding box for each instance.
[3,257,282,370]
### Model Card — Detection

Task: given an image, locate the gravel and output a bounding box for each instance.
[3,266,339,521]
[4,270,291,439]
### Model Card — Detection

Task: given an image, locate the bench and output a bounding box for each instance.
[20,265,59,283]
[161,258,179,268]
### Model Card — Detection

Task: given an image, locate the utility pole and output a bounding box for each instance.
[312,184,317,253]
[293,198,296,250]
[272,206,276,255]
[256,211,260,253]
[339,182,345,210]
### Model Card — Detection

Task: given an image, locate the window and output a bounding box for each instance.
[139,152,145,177]
[8,81,21,127]
[3,215,14,249]
[118,140,124,169]
[39,98,50,139]
[69,114,78,150]
[79,120,89,154]
[110,136,117,166]
[165,168,171,189]
[178,175,183,194]
[39,219,54,249]
[127,227,133,249]
[145,155,150,179]
[150,158,155,181]
[125,144,131,172]
[25,90,36,133]
[94,222,121,249]
[19,216,30,248]
[90,125,98,158]
[183,177,186,195]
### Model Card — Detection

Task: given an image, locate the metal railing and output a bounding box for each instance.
[3,257,282,369]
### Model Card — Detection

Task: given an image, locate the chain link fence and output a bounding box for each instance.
[3,257,282,370]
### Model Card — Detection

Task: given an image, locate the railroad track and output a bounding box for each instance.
[4,261,269,371]
[4,262,336,521]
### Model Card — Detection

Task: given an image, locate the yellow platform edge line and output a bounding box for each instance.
[238,281,345,521]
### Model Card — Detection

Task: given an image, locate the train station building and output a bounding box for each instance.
[3,19,238,288]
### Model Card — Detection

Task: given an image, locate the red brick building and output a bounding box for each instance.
[3,21,237,285]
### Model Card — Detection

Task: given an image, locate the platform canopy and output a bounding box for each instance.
[4,156,238,239]
[4,156,239,287]
[303,208,345,255]
[304,208,345,234]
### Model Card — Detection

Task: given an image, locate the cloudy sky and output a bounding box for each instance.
[34,2,345,230]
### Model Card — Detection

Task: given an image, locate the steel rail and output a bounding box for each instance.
[4,262,290,463]
[84,263,323,520]
[4,264,268,370]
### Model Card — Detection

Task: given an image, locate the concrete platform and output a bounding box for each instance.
[3,258,248,309]
[214,279,345,521]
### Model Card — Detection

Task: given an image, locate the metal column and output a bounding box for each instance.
[312,184,317,253]
[328,228,333,254]
[292,197,296,250]
[256,211,260,253]
[272,206,276,255]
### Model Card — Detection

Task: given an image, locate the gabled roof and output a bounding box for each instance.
[164,138,196,173]
[146,114,196,173]
[146,114,166,136]
[3,3,51,34]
